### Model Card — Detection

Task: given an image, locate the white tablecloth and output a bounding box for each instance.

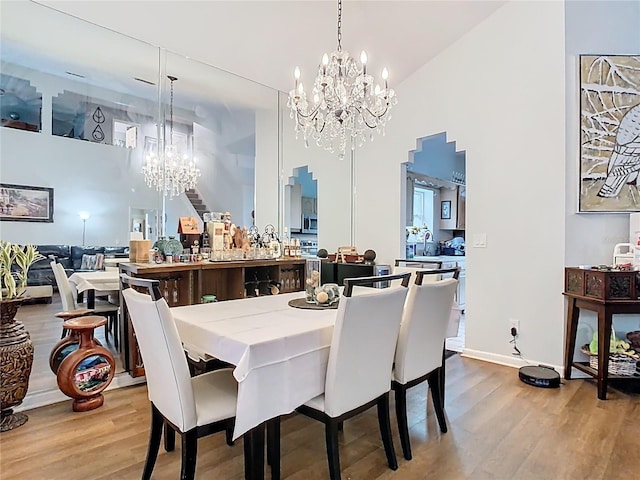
[171,292,336,439]
[68,270,120,294]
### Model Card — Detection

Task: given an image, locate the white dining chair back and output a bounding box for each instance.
[122,288,197,432]
[394,278,458,385]
[324,285,409,418]
[51,260,76,311]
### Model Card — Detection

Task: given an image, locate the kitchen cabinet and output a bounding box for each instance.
[301,196,317,215]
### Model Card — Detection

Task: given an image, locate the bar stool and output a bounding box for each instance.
[55,315,115,412]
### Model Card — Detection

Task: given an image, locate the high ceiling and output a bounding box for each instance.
[36,0,506,93]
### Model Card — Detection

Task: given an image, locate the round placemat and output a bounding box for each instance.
[288,298,339,310]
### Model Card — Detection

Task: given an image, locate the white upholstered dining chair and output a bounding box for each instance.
[50,260,118,341]
[392,272,458,460]
[120,274,237,480]
[295,272,411,480]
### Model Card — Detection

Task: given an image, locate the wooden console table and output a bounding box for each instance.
[119,258,306,377]
[563,267,640,399]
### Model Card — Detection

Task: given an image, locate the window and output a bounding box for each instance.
[413,186,434,231]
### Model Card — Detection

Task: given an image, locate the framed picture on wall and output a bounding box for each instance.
[441,200,451,220]
[0,183,54,222]
[579,55,640,212]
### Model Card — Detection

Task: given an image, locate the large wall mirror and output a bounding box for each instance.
[0,1,283,400]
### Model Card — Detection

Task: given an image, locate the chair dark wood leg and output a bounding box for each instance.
[394,384,412,460]
[180,429,198,480]
[325,418,342,480]
[142,404,164,480]
[428,369,448,433]
[164,422,176,451]
[266,417,281,479]
[440,341,447,404]
[377,393,398,470]
[226,425,235,446]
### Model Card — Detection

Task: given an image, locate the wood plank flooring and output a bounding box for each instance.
[1,355,638,479]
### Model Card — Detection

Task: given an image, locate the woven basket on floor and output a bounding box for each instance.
[581,345,638,376]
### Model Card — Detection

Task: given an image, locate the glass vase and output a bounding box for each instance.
[305,259,321,303]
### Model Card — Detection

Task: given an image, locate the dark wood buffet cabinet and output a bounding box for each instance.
[119,258,306,377]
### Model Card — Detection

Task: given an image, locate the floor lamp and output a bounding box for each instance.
[79,212,90,246]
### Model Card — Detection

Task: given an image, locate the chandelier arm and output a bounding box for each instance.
[352,104,381,129]
[361,102,391,124]
[293,103,321,121]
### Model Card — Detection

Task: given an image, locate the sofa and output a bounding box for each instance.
[23,245,129,303]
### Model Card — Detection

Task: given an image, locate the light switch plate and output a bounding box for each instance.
[472,233,487,248]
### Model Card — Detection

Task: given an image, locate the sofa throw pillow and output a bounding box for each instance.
[94,253,105,270]
[80,253,105,270]
[80,254,96,270]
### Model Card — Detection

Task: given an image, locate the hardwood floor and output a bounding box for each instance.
[1,355,638,479]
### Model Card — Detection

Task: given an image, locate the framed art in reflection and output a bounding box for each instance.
[441,200,451,220]
[0,183,54,222]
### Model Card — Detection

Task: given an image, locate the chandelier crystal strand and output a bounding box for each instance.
[288,0,396,160]
[142,76,200,197]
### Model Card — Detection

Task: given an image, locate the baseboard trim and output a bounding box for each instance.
[461,348,567,377]
[16,373,147,412]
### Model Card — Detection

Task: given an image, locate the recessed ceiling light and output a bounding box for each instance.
[134,77,156,86]
[66,71,86,78]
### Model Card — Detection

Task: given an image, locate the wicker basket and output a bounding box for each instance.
[581,345,638,376]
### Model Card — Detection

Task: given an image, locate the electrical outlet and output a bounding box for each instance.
[509,318,519,335]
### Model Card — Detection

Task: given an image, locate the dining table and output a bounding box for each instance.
[68,270,120,309]
[171,291,338,480]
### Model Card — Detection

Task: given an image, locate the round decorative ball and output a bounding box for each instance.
[363,249,376,263]
[315,291,329,304]
[317,248,328,258]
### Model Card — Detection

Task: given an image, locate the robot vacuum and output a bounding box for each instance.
[519,365,561,388]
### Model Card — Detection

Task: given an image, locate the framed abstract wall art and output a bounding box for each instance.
[441,200,451,220]
[0,183,54,222]
[579,55,640,212]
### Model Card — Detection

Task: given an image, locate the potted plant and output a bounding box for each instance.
[0,241,44,432]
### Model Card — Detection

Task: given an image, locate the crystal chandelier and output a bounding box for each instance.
[288,0,396,160]
[143,75,200,197]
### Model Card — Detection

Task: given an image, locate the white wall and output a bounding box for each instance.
[356,0,567,367]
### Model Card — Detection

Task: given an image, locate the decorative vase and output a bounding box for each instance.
[56,316,115,412]
[153,236,167,259]
[166,236,184,258]
[305,259,321,303]
[0,298,33,432]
